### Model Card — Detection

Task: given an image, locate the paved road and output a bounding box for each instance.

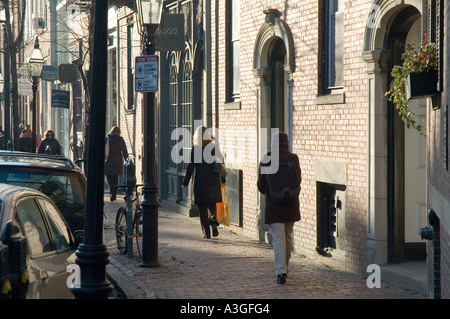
[103,195,424,303]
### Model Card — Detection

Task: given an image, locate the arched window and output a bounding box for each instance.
[168,54,178,170]
[165,48,193,202]
[181,49,193,171]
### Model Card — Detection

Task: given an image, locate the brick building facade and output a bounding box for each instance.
[207,0,433,276]
[212,0,371,274]
[109,0,448,298]
[426,0,450,299]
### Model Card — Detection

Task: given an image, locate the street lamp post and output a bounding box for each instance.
[0,72,3,146]
[28,37,45,153]
[71,0,114,299]
[134,0,164,268]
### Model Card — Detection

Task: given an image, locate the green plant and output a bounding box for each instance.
[385,40,437,134]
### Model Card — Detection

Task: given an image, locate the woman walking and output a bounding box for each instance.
[182,126,226,238]
[105,126,129,201]
[38,130,61,155]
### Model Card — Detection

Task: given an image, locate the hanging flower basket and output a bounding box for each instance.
[386,39,437,134]
[405,70,438,100]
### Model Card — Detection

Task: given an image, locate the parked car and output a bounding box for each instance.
[0,151,86,235]
[0,183,80,298]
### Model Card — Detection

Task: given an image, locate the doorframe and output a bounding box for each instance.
[253,9,295,241]
[363,0,424,265]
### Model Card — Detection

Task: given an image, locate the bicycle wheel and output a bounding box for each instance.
[115,207,128,255]
[133,207,143,258]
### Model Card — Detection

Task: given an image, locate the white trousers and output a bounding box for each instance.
[269,222,295,276]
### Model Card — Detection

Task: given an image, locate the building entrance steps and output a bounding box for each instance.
[380,262,427,297]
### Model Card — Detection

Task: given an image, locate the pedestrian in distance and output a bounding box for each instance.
[0,125,5,150]
[19,129,32,152]
[26,125,33,139]
[182,126,226,239]
[105,125,129,202]
[38,129,62,155]
[24,124,41,150]
[257,131,301,284]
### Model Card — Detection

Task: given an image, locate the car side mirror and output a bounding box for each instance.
[1,220,22,245]
[74,230,84,248]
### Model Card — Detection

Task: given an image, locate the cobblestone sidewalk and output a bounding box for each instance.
[103,196,424,300]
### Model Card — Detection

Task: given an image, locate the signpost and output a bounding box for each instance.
[51,89,71,109]
[135,55,159,93]
[58,63,78,83]
[154,13,185,51]
[41,65,58,82]
[18,66,33,96]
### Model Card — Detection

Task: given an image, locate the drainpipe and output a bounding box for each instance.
[203,0,212,128]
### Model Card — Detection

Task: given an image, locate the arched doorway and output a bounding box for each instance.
[253,9,295,241]
[387,15,427,263]
[364,1,427,265]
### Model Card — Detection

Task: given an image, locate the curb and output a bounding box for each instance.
[106,264,149,299]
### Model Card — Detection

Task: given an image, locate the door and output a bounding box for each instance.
[270,38,287,132]
[388,16,426,262]
[403,20,427,259]
[404,99,426,247]
[257,37,289,241]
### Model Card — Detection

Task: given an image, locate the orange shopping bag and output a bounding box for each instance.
[216,184,230,226]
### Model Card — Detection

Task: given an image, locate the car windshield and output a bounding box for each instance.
[0,167,85,211]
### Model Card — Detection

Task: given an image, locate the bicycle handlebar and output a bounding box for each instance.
[114,184,144,190]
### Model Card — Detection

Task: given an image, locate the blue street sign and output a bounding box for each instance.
[41,65,58,81]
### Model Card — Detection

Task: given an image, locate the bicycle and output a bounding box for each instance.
[115,184,144,258]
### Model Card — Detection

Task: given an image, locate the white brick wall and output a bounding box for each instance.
[211,0,374,274]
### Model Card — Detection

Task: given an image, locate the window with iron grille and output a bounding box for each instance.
[316,182,345,254]
[181,50,193,171]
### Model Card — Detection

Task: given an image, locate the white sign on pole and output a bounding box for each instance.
[135,55,159,93]
[18,65,33,96]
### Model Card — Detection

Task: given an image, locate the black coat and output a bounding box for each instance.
[183,145,225,205]
[19,136,32,152]
[257,147,301,224]
[38,138,61,155]
[105,134,128,176]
